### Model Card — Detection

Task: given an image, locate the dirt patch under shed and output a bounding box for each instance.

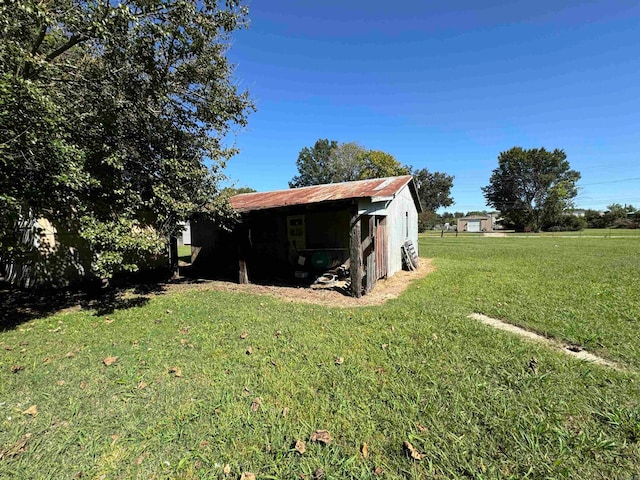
[168,259,435,308]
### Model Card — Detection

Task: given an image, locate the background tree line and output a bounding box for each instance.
[289,138,455,213]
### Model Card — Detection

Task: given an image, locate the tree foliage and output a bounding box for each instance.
[288,139,340,188]
[289,139,412,187]
[482,147,580,231]
[412,168,454,212]
[0,0,253,282]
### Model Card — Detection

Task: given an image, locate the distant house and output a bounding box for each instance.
[190,175,422,297]
[458,215,493,232]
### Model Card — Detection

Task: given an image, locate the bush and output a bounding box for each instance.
[543,215,586,232]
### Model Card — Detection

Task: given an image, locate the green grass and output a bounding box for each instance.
[1,236,639,479]
[421,233,640,369]
[178,245,191,263]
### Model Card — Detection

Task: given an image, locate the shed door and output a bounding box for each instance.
[375,217,387,279]
[467,220,481,232]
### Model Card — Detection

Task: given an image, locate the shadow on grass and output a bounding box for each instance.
[0,276,170,331]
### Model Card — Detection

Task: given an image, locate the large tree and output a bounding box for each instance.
[482,147,580,231]
[0,0,253,283]
[411,168,454,211]
[288,139,340,188]
[289,139,409,187]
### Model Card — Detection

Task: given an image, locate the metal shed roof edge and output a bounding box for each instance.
[230,175,422,214]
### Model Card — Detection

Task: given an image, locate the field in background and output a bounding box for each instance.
[1,234,639,478]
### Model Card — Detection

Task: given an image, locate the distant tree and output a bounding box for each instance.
[412,169,454,212]
[289,140,406,187]
[482,147,580,231]
[222,187,257,196]
[332,142,368,182]
[289,141,455,219]
[359,150,410,179]
[454,212,465,218]
[465,210,489,216]
[601,203,638,228]
[418,211,439,232]
[289,139,339,187]
[584,209,605,228]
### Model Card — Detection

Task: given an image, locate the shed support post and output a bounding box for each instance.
[238,226,249,284]
[350,209,363,298]
[169,235,179,279]
[364,215,376,295]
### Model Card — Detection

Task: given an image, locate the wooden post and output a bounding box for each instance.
[364,215,376,295]
[350,209,363,298]
[169,235,179,279]
[237,226,249,284]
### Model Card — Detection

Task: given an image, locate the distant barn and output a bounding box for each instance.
[190,175,422,297]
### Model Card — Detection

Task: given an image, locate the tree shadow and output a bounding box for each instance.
[0,276,169,331]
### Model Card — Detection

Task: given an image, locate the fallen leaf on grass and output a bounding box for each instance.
[3,344,13,351]
[19,341,28,346]
[0,433,31,460]
[246,346,253,355]
[56,380,65,386]
[65,352,75,358]
[294,439,306,454]
[417,424,427,432]
[168,366,182,377]
[137,381,147,390]
[180,338,187,345]
[104,318,114,324]
[381,344,388,350]
[22,405,38,417]
[10,365,24,373]
[166,309,172,314]
[275,330,282,337]
[335,356,344,365]
[374,466,383,475]
[242,386,251,396]
[103,356,118,366]
[135,455,144,466]
[240,473,256,480]
[240,332,249,339]
[313,468,325,479]
[180,326,190,335]
[223,464,231,475]
[251,397,262,412]
[310,430,332,444]
[362,442,369,458]
[80,381,87,389]
[282,407,289,417]
[403,441,425,460]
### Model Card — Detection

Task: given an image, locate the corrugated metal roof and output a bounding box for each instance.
[230,175,417,213]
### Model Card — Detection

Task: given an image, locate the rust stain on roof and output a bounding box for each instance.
[230,176,416,213]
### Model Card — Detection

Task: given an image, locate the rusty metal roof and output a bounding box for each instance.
[230,175,420,213]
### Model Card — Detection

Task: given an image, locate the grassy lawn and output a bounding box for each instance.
[1,236,639,479]
[178,245,191,264]
[422,233,640,369]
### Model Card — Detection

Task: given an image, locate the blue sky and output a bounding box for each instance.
[223,0,640,212]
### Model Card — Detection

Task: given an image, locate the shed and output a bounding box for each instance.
[190,175,422,297]
[458,215,493,232]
